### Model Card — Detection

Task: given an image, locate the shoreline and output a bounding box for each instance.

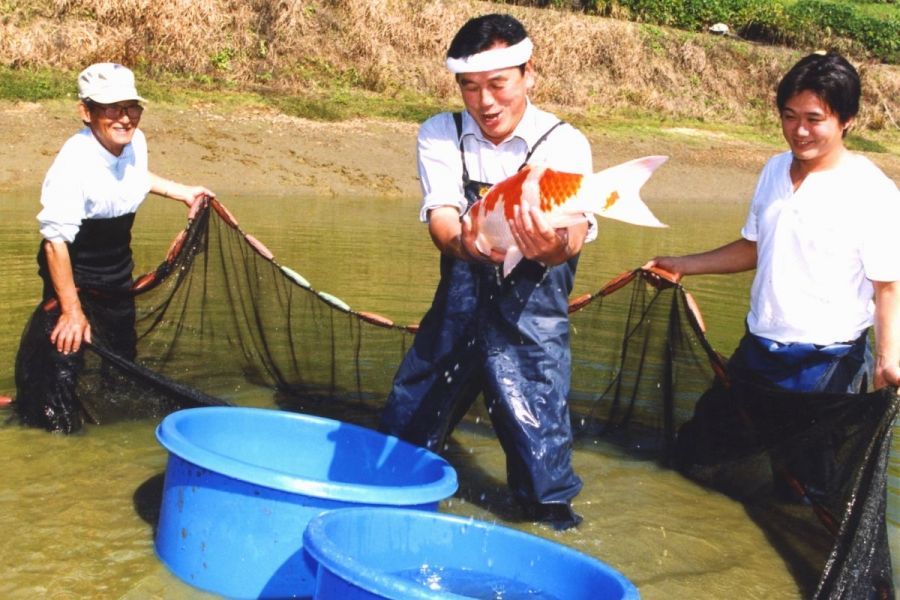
[2,100,898,203]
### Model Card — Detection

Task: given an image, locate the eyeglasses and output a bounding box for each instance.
[87,102,144,120]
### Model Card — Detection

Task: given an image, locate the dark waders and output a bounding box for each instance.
[676,327,871,502]
[15,214,138,433]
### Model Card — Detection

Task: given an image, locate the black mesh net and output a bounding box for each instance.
[566,268,897,599]
[14,198,897,598]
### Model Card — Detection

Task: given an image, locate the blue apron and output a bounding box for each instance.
[381,114,583,506]
[729,327,870,394]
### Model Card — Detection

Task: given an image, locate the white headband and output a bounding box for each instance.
[445,37,533,74]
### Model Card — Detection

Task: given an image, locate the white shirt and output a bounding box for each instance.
[416,102,595,239]
[742,151,900,345]
[38,127,151,243]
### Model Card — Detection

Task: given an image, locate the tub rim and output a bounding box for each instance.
[302,507,640,600]
[155,406,458,504]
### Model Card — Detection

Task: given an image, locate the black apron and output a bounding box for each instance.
[16,214,138,432]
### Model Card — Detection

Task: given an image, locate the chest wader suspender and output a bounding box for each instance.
[451,111,565,206]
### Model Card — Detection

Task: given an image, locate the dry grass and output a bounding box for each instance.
[1,0,898,132]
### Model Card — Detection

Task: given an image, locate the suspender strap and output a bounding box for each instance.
[519,120,565,171]
[453,112,471,186]
[453,111,464,139]
[453,111,567,178]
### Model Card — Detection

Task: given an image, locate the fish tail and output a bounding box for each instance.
[581,155,668,228]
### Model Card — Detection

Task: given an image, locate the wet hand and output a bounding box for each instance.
[50,307,91,354]
[509,201,569,265]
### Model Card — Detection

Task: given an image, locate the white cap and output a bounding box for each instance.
[77,63,144,103]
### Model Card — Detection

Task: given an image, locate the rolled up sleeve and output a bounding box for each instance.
[417,114,467,222]
[38,154,86,243]
[863,182,900,282]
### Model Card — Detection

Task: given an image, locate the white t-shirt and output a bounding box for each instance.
[38,127,151,243]
[416,102,595,239]
[742,151,900,345]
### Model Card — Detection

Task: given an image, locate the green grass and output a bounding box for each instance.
[2,64,897,156]
[829,0,900,19]
[139,58,448,123]
[538,0,899,62]
[0,63,445,122]
[846,133,893,153]
[0,66,74,101]
[572,110,786,148]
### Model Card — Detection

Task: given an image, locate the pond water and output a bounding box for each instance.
[0,188,894,599]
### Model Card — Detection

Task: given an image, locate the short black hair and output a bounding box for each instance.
[446,14,528,60]
[776,52,860,124]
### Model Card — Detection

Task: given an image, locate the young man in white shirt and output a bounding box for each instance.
[645,52,900,498]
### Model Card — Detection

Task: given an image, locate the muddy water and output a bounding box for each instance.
[0,190,890,599]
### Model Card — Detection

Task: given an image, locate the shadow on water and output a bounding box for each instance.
[744,501,831,597]
[274,387,383,429]
[442,432,527,522]
[133,472,165,533]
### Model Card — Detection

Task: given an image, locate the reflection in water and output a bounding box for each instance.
[0,190,892,598]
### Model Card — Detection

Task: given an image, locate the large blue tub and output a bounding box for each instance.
[153,407,458,599]
[303,507,640,600]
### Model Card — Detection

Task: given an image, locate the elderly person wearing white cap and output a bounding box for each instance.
[380,14,593,530]
[13,63,214,433]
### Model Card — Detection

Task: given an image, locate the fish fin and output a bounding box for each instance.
[582,155,668,228]
[503,246,524,277]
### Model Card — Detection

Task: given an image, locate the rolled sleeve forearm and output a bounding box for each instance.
[417,115,467,223]
[39,222,79,244]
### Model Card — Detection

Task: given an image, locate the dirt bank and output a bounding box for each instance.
[2,100,898,203]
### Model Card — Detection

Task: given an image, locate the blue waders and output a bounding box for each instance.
[380,115,583,511]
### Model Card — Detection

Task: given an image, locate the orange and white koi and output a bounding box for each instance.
[466,155,668,276]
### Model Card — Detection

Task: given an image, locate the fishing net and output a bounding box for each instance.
[567,268,897,599]
[15,197,897,598]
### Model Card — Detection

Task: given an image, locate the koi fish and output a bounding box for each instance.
[466,155,668,276]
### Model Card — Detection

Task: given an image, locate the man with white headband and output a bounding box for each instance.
[380,13,593,530]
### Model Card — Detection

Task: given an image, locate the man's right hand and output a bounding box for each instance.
[51,305,91,354]
[44,240,91,354]
[428,206,494,263]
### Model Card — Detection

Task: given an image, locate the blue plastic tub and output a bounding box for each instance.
[303,507,640,600]
[153,407,458,600]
